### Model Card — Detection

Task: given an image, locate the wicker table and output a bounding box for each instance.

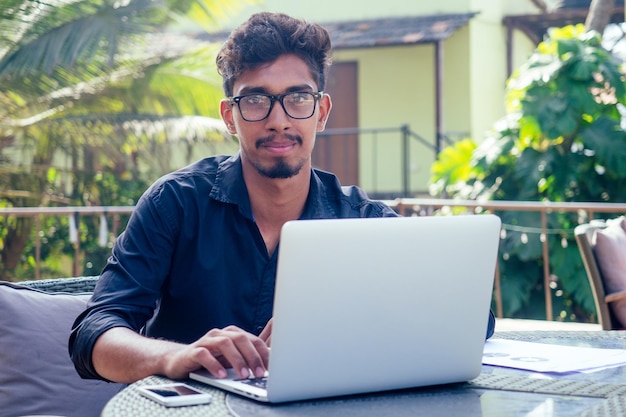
[101,331,626,417]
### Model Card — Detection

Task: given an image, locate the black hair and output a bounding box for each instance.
[216,12,332,96]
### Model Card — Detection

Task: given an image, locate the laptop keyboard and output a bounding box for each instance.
[238,377,268,389]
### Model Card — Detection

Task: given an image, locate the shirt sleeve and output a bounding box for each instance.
[486,309,496,339]
[69,182,180,380]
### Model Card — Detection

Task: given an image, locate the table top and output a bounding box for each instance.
[100,330,626,417]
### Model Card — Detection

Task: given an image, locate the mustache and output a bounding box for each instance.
[255,133,303,148]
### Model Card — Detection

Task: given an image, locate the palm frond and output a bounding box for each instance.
[1,0,153,76]
[1,0,240,181]
[49,112,232,143]
[0,0,236,77]
[3,33,219,124]
[175,0,254,32]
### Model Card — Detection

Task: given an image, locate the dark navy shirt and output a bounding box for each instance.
[69,154,496,380]
[69,154,401,380]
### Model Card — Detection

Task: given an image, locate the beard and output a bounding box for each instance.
[253,134,307,179]
[253,157,306,179]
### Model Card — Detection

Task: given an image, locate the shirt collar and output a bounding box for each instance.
[210,153,338,220]
[210,153,254,219]
[300,169,338,219]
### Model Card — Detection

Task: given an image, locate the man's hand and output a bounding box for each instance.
[259,318,272,347]
[163,325,270,380]
[92,325,270,384]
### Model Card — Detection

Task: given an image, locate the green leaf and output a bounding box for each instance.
[556,38,583,60]
[430,139,477,186]
[554,112,578,137]
[498,255,542,316]
[568,56,597,81]
[46,167,58,183]
[513,147,546,192]
[581,116,626,176]
[568,82,602,116]
[499,211,544,261]
[551,243,596,314]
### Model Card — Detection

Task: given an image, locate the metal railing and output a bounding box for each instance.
[318,125,448,195]
[383,198,626,322]
[0,206,134,280]
[2,199,626,322]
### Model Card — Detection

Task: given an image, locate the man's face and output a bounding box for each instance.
[220,54,331,179]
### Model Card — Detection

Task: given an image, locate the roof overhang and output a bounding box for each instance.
[323,13,478,50]
[199,12,478,50]
[503,6,625,44]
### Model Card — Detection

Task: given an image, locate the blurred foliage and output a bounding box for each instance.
[430,25,626,322]
[0,0,246,280]
[0,171,148,279]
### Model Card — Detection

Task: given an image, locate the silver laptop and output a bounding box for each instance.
[190,214,501,403]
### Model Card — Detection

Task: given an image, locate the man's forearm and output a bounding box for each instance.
[92,327,183,384]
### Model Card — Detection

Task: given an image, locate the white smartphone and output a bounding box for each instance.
[137,383,212,407]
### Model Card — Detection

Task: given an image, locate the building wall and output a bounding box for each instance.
[469,2,503,142]
[333,46,437,193]
[220,0,538,26]
[217,0,540,195]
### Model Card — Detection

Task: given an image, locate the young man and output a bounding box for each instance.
[68,12,403,384]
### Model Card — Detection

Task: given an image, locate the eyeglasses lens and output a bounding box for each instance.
[238,92,318,122]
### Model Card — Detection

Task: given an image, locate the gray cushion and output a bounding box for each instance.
[594,217,626,328]
[0,281,123,417]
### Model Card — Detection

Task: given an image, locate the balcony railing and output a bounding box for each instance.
[383,198,626,322]
[2,199,626,322]
[0,206,134,280]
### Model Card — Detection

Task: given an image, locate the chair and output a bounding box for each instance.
[0,275,122,417]
[575,221,626,330]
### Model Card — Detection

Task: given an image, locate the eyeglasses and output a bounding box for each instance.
[229,91,323,122]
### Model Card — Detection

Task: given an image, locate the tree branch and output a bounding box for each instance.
[585,0,616,34]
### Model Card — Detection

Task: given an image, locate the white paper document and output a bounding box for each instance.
[483,339,626,373]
